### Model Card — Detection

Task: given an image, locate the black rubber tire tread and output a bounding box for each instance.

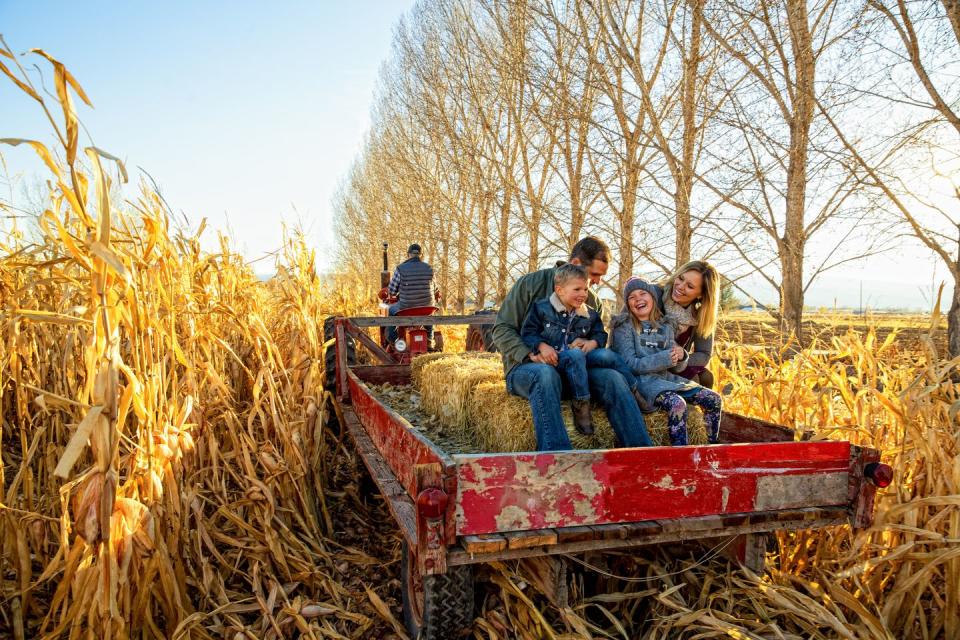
[322,316,356,390]
[466,309,498,353]
[401,541,475,640]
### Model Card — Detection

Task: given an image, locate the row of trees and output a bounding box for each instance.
[334,0,959,349]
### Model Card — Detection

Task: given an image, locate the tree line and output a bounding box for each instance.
[333,0,960,350]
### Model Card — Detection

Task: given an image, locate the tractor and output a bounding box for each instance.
[377,243,443,363]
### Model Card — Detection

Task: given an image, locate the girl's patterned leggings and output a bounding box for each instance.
[654,388,722,445]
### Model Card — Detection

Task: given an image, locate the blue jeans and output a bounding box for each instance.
[583,348,638,391]
[387,302,433,344]
[506,361,652,451]
[557,349,590,400]
[557,348,638,400]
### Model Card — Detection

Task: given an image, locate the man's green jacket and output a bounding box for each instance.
[491,266,605,376]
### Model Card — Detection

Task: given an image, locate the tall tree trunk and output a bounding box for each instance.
[439,209,451,311]
[475,195,490,309]
[941,0,960,61]
[949,275,960,358]
[676,0,703,267]
[781,0,815,343]
[456,217,467,314]
[949,226,960,357]
[527,205,541,273]
[618,154,639,306]
[496,185,513,303]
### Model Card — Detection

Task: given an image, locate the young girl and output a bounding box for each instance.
[609,277,722,445]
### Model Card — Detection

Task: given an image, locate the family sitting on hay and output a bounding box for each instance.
[493,236,722,452]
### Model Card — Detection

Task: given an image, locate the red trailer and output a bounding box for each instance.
[324,314,891,640]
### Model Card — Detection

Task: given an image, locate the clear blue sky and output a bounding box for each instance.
[0,2,952,311]
[1,1,415,266]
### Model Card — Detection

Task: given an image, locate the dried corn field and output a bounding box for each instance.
[2,45,959,640]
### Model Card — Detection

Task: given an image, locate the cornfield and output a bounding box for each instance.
[2,44,958,640]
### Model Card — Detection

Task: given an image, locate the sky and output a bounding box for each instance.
[1,1,416,268]
[0,1,954,311]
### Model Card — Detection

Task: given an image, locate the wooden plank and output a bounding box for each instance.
[346,325,396,364]
[462,534,507,554]
[619,520,664,537]
[719,413,797,443]
[341,408,416,547]
[352,365,411,387]
[415,463,447,575]
[848,445,882,528]
[556,526,596,544]
[335,320,349,402]
[348,314,496,328]
[447,506,849,565]
[598,524,632,541]
[505,529,558,550]
[518,557,568,607]
[453,441,852,536]
[658,515,726,534]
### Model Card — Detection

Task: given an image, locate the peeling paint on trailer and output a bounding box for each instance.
[454,441,853,536]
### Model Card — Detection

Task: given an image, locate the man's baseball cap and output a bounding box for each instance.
[407,243,422,254]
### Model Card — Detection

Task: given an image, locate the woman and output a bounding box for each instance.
[659,261,720,389]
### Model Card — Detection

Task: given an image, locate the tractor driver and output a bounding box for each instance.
[492,236,653,451]
[387,243,438,345]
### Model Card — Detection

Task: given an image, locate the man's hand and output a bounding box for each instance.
[571,338,599,353]
[534,343,559,366]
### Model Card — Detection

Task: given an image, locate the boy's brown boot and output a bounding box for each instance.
[571,399,594,435]
[633,388,655,413]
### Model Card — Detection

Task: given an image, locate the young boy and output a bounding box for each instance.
[520,263,638,435]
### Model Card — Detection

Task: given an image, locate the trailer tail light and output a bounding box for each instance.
[864,462,893,488]
[416,488,448,519]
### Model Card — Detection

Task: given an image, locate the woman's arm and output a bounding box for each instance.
[686,332,714,368]
[611,323,675,374]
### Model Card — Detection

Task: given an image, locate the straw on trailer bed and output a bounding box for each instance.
[466,380,707,451]
[416,354,502,431]
[406,352,710,451]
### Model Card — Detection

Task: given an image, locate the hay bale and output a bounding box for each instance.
[465,381,707,451]
[410,351,499,388]
[417,355,502,430]
[410,352,449,388]
[465,382,619,451]
[411,352,709,451]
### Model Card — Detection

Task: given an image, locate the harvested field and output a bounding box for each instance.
[2,43,957,640]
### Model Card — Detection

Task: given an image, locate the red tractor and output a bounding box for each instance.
[377,243,444,363]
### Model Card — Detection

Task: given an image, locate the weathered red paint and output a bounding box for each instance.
[453,442,853,536]
[347,371,454,499]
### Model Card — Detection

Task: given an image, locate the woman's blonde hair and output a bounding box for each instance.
[662,260,719,338]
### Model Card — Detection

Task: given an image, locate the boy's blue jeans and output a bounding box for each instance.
[506,350,652,451]
[556,348,638,400]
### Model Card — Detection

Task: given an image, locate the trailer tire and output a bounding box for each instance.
[323,316,356,390]
[401,541,474,639]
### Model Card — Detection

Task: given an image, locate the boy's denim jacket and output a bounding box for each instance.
[521,293,607,354]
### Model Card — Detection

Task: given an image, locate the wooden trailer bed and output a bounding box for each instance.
[325,314,887,638]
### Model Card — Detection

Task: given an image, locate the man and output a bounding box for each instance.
[492,237,653,451]
[387,243,436,344]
